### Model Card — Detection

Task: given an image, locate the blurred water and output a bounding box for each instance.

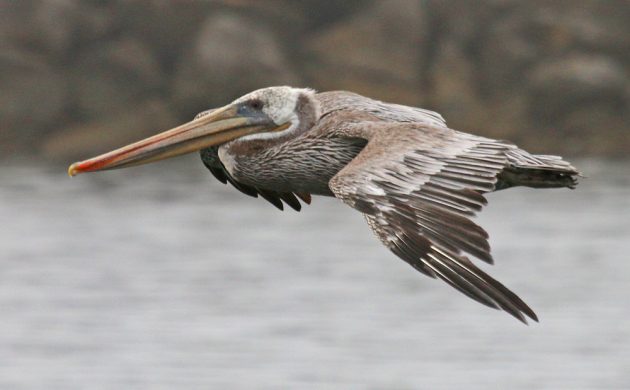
[0,158,629,389]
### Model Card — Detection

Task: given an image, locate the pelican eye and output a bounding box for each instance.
[249,99,264,110]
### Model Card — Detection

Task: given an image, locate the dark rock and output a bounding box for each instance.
[278,0,370,31]
[528,55,628,119]
[526,55,629,155]
[71,38,164,119]
[0,1,78,58]
[427,41,485,130]
[477,1,630,97]
[172,12,300,117]
[118,1,215,70]
[427,0,509,45]
[72,1,121,47]
[43,99,179,161]
[303,0,428,105]
[532,1,630,56]
[477,7,549,95]
[0,1,122,60]
[0,48,68,149]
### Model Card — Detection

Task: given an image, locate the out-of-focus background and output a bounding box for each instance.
[2,0,628,160]
[1,1,629,389]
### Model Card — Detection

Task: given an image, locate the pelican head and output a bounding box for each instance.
[68,86,317,176]
[234,86,316,127]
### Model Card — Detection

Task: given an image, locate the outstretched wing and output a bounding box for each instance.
[329,122,537,323]
[195,109,311,211]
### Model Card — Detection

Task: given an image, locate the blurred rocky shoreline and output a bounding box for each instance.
[1,0,628,161]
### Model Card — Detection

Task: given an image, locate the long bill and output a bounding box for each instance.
[68,105,275,177]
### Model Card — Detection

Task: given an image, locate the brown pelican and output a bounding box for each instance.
[68,86,579,323]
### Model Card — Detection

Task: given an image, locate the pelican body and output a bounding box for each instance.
[69,86,579,323]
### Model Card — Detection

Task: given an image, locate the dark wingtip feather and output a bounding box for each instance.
[258,189,284,211]
[201,159,229,184]
[279,192,302,211]
[296,192,312,205]
[225,175,259,198]
[208,166,228,184]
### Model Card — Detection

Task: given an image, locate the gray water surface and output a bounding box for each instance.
[1,158,629,389]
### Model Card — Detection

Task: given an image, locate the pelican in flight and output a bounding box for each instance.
[69,86,579,323]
